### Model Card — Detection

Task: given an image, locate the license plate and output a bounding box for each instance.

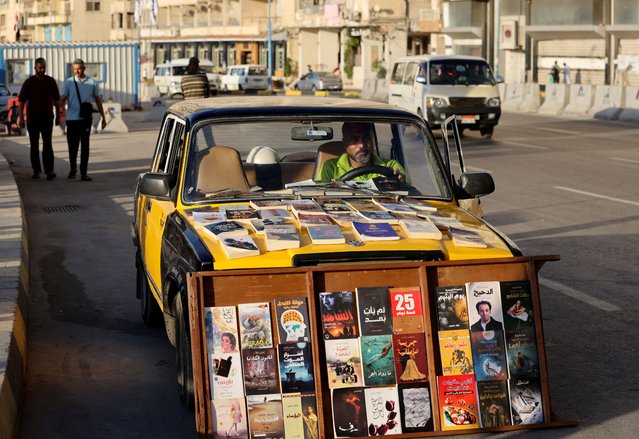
[459,115,478,124]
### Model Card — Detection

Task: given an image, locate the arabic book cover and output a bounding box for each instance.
[317,198,355,214]
[281,393,304,439]
[437,374,480,431]
[505,327,539,378]
[259,208,293,222]
[470,330,508,381]
[371,197,418,215]
[356,286,393,336]
[501,280,535,332]
[448,226,488,248]
[205,306,240,355]
[392,333,428,384]
[238,302,273,349]
[249,199,288,210]
[278,342,315,393]
[465,281,504,332]
[325,338,363,389]
[290,199,325,216]
[352,221,400,241]
[242,348,280,395]
[326,211,364,227]
[307,225,346,245]
[220,236,261,259]
[364,386,403,435]
[398,383,433,432]
[209,352,245,400]
[212,397,248,439]
[361,335,396,386]
[264,224,301,251]
[398,218,443,240]
[438,329,474,376]
[274,297,310,343]
[203,220,249,239]
[435,285,469,331]
[389,287,424,334]
[300,393,320,439]
[332,387,368,437]
[319,291,359,340]
[356,210,400,224]
[247,393,285,439]
[477,380,512,427]
[296,212,334,227]
[225,209,260,223]
[509,377,544,425]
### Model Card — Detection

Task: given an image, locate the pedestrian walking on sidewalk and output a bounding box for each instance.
[18,57,61,180]
[563,63,571,84]
[60,58,106,181]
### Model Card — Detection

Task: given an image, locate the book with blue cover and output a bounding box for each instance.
[278,342,315,393]
[470,330,508,381]
[307,225,345,245]
[352,221,400,241]
[361,334,396,386]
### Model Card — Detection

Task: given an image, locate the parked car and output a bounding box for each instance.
[294,71,343,91]
[153,58,220,98]
[132,96,520,409]
[220,64,269,91]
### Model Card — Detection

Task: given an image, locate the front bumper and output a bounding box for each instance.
[426,106,501,129]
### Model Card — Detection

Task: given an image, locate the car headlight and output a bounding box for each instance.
[426,97,447,108]
[487,97,500,107]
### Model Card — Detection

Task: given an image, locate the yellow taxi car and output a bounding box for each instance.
[132,96,520,408]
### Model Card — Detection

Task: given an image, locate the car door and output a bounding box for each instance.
[140,116,186,297]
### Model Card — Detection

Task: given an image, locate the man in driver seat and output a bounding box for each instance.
[318,122,406,182]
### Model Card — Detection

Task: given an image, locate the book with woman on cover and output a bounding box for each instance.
[212,398,248,439]
[319,291,358,339]
[205,306,240,355]
[281,393,305,439]
[392,333,428,384]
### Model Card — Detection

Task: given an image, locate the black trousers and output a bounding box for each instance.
[27,118,54,174]
[66,120,92,176]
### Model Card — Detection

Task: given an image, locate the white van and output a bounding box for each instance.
[388,55,501,137]
[220,64,269,91]
[153,58,220,98]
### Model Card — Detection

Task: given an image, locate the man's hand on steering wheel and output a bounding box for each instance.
[338,164,405,182]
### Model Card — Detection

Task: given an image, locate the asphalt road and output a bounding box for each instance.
[1,109,637,438]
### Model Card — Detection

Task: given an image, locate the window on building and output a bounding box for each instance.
[86,1,101,12]
[112,13,123,29]
[0,15,5,28]
[531,0,604,25]
[7,60,30,85]
[127,13,136,29]
[444,0,485,28]
[614,0,639,24]
[501,0,525,16]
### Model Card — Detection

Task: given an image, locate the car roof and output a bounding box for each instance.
[395,54,489,63]
[167,96,422,124]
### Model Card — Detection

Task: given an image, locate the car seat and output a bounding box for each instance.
[196,146,250,193]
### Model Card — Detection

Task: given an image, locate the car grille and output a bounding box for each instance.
[449,97,486,107]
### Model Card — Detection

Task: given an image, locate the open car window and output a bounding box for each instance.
[182,118,452,204]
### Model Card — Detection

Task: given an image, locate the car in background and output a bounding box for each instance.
[0,84,14,124]
[153,58,220,98]
[294,72,343,91]
[220,64,269,91]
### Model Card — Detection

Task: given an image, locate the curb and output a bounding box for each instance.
[0,154,28,439]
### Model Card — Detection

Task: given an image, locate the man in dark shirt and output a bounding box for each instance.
[470,300,503,331]
[18,57,61,180]
[181,57,209,99]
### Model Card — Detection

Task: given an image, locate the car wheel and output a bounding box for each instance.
[311,85,317,92]
[137,252,162,326]
[480,127,494,139]
[174,289,194,410]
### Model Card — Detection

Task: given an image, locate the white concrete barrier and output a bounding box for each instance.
[371,79,389,102]
[519,83,541,113]
[97,102,129,133]
[617,86,639,122]
[501,83,525,111]
[360,78,377,100]
[538,84,569,115]
[563,84,594,117]
[145,97,167,122]
[588,85,624,120]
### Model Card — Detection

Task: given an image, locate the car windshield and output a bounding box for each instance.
[182,117,451,204]
[248,67,267,75]
[429,60,495,86]
[0,86,10,96]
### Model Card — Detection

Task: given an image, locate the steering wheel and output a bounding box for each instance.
[339,165,400,182]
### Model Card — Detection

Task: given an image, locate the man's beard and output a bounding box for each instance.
[351,149,371,164]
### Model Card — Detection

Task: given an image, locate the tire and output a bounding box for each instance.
[136,253,162,326]
[174,290,194,410]
[480,126,494,139]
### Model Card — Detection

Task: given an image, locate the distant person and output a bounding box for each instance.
[563,63,571,84]
[307,64,313,74]
[575,69,582,84]
[181,57,209,99]
[551,61,560,84]
[470,300,503,331]
[18,57,61,180]
[60,58,107,182]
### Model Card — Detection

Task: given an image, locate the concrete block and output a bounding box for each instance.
[563,84,594,117]
[538,84,569,115]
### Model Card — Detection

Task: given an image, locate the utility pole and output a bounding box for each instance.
[267,0,272,91]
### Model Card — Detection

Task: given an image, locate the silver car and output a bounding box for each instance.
[294,72,343,91]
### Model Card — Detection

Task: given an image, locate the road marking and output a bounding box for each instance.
[464,165,493,173]
[90,166,148,174]
[539,277,621,312]
[555,186,639,207]
[502,141,549,150]
[611,156,639,165]
[538,127,580,135]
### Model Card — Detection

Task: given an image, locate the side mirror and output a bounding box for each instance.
[139,172,172,200]
[415,76,427,84]
[457,172,495,198]
[495,75,504,84]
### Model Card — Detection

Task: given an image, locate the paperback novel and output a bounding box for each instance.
[501,280,535,331]
[242,348,279,395]
[435,285,469,331]
[438,329,474,376]
[470,331,508,381]
[278,342,315,393]
[510,377,544,425]
[389,287,424,334]
[238,302,273,349]
[364,386,402,436]
[205,306,240,355]
[212,398,248,439]
[392,333,428,384]
[203,220,249,239]
[437,374,480,431]
[325,338,363,389]
[274,297,310,343]
[477,380,512,427]
[247,394,285,439]
[466,281,504,333]
[505,328,539,378]
[306,225,346,245]
[398,383,433,433]
[332,388,368,437]
[264,224,301,251]
[219,236,261,259]
[209,352,245,399]
[319,291,358,340]
[281,393,304,439]
[356,286,393,336]
[300,393,320,439]
[351,221,400,241]
[361,335,396,386]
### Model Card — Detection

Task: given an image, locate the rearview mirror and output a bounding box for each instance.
[415,76,427,84]
[139,173,172,200]
[291,126,334,141]
[457,172,495,198]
